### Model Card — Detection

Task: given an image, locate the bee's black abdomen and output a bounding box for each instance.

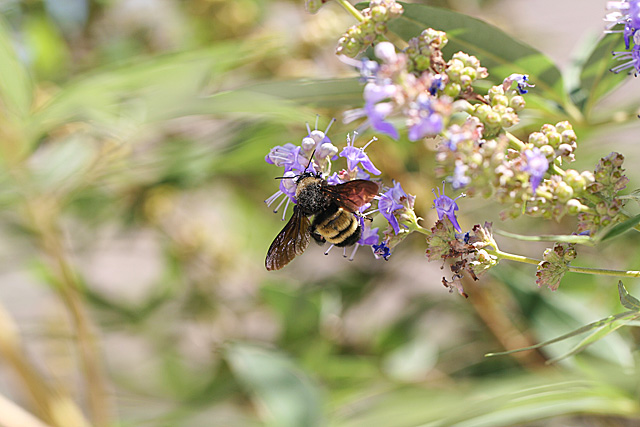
[312,204,360,247]
[335,224,361,247]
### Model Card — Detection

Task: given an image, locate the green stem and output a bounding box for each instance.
[413,225,431,236]
[486,248,640,278]
[334,0,365,22]
[505,131,525,150]
[487,248,539,266]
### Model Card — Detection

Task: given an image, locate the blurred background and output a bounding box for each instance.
[0,0,639,426]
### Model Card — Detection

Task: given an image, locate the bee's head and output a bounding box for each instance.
[295,171,321,183]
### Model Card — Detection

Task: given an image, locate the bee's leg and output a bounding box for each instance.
[353,210,373,222]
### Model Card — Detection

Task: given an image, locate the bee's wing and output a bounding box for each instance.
[324,180,379,212]
[265,206,311,271]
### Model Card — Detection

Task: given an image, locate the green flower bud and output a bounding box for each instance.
[546,131,562,147]
[371,5,387,21]
[415,55,430,71]
[374,22,387,34]
[500,113,518,128]
[540,144,555,158]
[509,95,526,111]
[491,94,509,107]
[560,129,577,143]
[474,104,492,120]
[555,121,572,133]
[541,124,557,135]
[566,198,588,215]
[462,66,477,81]
[556,182,574,202]
[564,169,586,191]
[444,82,461,97]
[485,111,501,126]
[529,132,548,147]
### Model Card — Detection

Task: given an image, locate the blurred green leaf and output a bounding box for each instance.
[485,310,637,358]
[196,90,311,121]
[261,285,321,344]
[547,313,640,364]
[249,78,363,109]
[24,15,69,80]
[598,212,640,242]
[330,376,639,427]
[387,3,565,105]
[573,31,629,116]
[0,16,33,119]
[29,42,290,142]
[618,281,640,311]
[225,343,324,427]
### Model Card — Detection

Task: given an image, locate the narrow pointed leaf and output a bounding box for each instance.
[598,212,640,242]
[618,281,640,311]
[485,310,636,357]
[386,3,565,105]
[249,78,363,108]
[574,31,630,116]
[546,314,640,364]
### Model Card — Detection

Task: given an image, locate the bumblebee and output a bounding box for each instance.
[265,172,379,271]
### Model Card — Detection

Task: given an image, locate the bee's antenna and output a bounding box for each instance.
[274,176,297,180]
[303,149,317,174]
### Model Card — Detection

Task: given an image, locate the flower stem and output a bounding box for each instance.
[335,0,365,22]
[486,248,640,278]
[505,131,525,150]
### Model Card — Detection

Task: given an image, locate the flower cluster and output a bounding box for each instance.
[536,243,577,291]
[577,152,629,235]
[425,213,498,297]
[605,0,640,75]
[336,0,404,58]
[265,120,417,261]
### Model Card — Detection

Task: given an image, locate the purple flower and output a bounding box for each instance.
[339,133,381,175]
[523,148,549,194]
[265,143,306,172]
[265,171,298,220]
[505,74,535,95]
[374,42,397,63]
[449,162,470,190]
[429,75,446,96]
[432,182,464,232]
[605,0,640,49]
[358,223,379,246]
[326,172,344,186]
[373,241,391,260]
[366,102,399,139]
[376,181,412,234]
[611,44,640,75]
[407,95,444,141]
[363,82,397,104]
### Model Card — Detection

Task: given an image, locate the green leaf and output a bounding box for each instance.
[598,212,640,242]
[387,3,565,105]
[618,281,640,311]
[573,31,629,116]
[485,310,637,358]
[225,343,324,427]
[0,16,33,119]
[249,78,363,109]
[195,90,311,122]
[495,229,594,245]
[29,42,266,141]
[547,313,640,364]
